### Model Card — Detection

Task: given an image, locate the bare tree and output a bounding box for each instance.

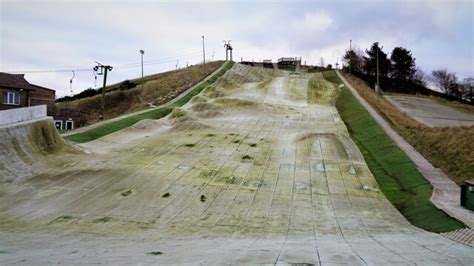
[431,69,458,95]
[413,67,427,86]
[461,77,474,101]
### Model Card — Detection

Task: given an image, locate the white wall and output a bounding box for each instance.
[0,105,47,127]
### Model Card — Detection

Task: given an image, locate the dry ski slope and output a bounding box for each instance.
[1,64,473,264]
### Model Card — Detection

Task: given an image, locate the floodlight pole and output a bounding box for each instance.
[202,35,206,64]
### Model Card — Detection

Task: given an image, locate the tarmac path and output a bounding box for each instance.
[385,94,474,127]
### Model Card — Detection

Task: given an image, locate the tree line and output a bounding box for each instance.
[342,42,473,102]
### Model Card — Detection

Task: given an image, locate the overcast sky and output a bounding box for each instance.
[1,0,473,97]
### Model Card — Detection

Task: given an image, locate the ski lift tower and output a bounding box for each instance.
[223,40,233,61]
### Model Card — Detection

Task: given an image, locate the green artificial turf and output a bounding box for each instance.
[65,61,235,143]
[323,70,465,233]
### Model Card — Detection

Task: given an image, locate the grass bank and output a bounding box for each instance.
[323,70,465,233]
[65,61,235,143]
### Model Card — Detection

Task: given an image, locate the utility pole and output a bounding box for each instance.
[139,49,144,103]
[202,35,206,64]
[349,39,352,76]
[94,62,113,120]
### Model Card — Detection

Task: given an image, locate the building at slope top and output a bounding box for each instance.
[0,72,87,130]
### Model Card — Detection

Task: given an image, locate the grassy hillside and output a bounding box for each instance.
[341,73,474,185]
[323,70,465,233]
[57,61,224,125]
[65,61,235,143]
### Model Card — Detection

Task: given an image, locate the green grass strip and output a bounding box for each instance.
[65,61,235,143]
[323,70,465,233]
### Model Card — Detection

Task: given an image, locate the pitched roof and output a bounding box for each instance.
[31,84,55,92]
[0,72,34,90]
[0,72,54,92]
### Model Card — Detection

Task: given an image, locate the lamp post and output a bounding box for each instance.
[202,35,206,64]
[139,49,145,103]
[139,49,144,82]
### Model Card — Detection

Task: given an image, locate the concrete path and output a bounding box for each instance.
[337,71,474,236]
[61,61,231,137]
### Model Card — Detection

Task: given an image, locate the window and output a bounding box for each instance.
[3,91,20,105]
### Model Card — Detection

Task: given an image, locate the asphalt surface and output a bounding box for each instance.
[385,95,474,127]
